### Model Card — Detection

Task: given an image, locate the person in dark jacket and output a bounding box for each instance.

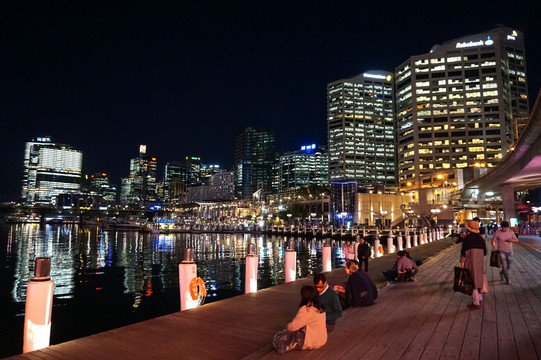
[357,237,371,272]
[334,260,374,308]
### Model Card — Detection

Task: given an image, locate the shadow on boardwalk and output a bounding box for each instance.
[9,236,541,360]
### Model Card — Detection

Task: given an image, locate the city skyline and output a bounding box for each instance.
[1,2,540,200]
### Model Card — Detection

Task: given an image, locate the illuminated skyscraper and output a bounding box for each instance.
[395,26,528,190]
[120,145,157,208]
[234,127,276,199]
[327,71,396,187]
[21,136,83,206]
[279,144,328,191]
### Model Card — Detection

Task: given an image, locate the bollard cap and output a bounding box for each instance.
[33,257,51,280]
[248,243,256,256]
[183,248,195,263]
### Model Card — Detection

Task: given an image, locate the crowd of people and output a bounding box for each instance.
[273,232,423,354]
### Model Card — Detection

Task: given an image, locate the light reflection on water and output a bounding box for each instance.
[0,223,345,357]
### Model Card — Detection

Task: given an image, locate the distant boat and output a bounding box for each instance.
[103,217,148,231]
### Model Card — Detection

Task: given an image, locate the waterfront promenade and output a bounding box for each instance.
[8,235,541,360]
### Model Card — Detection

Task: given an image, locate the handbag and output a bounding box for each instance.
[490,250,501,268]
[272,328,305,354]
[453,266,474,295]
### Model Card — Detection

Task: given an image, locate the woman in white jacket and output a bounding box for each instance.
[273,286,327,353]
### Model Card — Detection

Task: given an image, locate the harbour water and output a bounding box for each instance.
[0,223,345,358]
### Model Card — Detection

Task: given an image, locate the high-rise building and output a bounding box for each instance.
[164,161,184,203]
[21,136,83,206]
[185,156,202,186]
[235,127,276,199]
[395,26,528,190]
[210,170,235,200]
[88,173,117,205]
[120,145,157,208]
[279,144,328,191]
[327,71,396,187]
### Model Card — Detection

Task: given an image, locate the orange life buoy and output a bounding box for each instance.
[189,277,207,301]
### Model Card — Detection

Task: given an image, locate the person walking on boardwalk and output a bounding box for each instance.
[492,220,518,285]
[343,240,355,261]
[357,237,371,272]
[313,273,342,333]
[460,220,487,308]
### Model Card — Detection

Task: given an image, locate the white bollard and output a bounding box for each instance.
[405,231,411,249]
[397,232,403,251]
[432,229,436,241]
[245,243,258,293]
[285,241,296,283]
[322,240,332,272]
[24,257,54,353]
[428,230,432,243]
[413,232,418,247]
[387,231,393,254]
[179,249,200,311]
[374,238,381,257]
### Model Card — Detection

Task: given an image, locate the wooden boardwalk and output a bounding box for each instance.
[8,236,541,360]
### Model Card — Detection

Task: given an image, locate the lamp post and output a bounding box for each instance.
[380,210,388,228]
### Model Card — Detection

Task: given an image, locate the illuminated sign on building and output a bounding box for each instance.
[363,73,393,82]
[455,36,493,48]
[300,144,317,153]
[507,30,518,40]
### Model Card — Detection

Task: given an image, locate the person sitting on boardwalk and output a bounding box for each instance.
[382,250,415,283]
[273,285,327,354]
[334,260,374,309]
[343,240,355,261]
[396,250,419,282]
[313,273,342,332]
[460,220,487,308]
[357,237,371,272]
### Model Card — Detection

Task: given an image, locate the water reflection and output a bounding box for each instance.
[0,223,346,356]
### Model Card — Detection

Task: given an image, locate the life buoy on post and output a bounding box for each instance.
[189,277,207,301]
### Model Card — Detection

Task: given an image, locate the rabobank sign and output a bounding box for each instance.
[456,36,494,49]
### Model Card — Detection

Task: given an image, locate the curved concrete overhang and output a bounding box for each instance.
[462,89,541,200]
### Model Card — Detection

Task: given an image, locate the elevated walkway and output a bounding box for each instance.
[9,236,541,360]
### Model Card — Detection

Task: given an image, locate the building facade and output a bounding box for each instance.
[234,127,276,199]
[327,71,396,187]
[279,144,328,191]
[21,137,83,206]
[395,26,528,190]
[120,145,158,208]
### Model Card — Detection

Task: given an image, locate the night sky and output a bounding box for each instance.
[1,1,540,201]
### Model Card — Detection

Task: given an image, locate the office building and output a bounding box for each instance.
[88,173,117,204]
[327,71,396,187]
[395,26,528,190]
[234,127,276,199]
[21,137,82,206]
[279,144,328,191]
[120,145,158,208]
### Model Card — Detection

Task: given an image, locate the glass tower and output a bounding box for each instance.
[327,71,396,187]
[234,127,276,199]
[279,144,328,191]
[395,26,528,190]
[21,136,83,206]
